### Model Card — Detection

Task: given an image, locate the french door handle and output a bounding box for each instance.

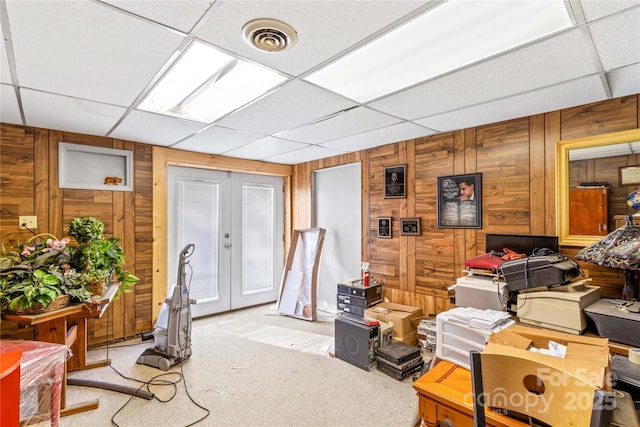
[224,243,231,248]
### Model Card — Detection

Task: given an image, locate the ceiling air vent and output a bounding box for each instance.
[242,19,297,53]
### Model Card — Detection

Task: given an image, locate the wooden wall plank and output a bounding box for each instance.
[529,114,545,235]
[368,97,636,316]
[48,131,64,238]
[34,128,49,233]
[544,111,561,236]
[560,95,637,140]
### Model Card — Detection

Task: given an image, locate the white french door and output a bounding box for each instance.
[167,166,284,317]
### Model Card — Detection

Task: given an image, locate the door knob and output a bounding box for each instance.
[224,243,231,248]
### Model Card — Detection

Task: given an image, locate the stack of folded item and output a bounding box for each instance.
[446,306,513,331]
[376,341,424,380]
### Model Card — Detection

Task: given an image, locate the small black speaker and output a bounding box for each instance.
[335,316,379,371]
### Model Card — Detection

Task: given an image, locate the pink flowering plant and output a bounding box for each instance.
[0,234,93,311]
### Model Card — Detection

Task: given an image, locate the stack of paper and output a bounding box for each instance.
[447,307,512,331]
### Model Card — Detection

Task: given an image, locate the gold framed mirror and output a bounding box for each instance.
[556,128,640,246]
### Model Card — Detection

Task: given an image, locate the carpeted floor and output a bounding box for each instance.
[61,304,426,427]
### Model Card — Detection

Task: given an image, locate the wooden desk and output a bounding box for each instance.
[413,360,531,427]
[2,282,118,417]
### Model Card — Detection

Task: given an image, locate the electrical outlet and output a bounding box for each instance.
[19,216,37,230]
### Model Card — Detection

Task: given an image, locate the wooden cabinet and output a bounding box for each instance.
[413,360,529,427]
[569,186,608,235]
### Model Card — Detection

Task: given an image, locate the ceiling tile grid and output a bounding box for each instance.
[5,1,186,107]
[223,136,311,160]
[608,63,640,98]
[213,79,357,135]
[194,0,430,76]
[0,0,638,165]
[0,26,12,85]
[414,74,609,132]
[173,125,266,155]
[101,0,215,34]
[587,7,640,71]
[264,144,347,165]
[0,84,21,125]
[109,110,207,146]
[368,28,603,121]
[320,121,436,152]
[274,106,402,145]
[20,89,127,136]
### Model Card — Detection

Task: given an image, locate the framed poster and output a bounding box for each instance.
[400,217,421,236]
[377,217,392,238]
[437,173,482,229]
[383,164,406,199]
[619,165,640,186]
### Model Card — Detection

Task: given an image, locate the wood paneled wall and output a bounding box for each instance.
[0,126,292,346]
[291,95,640,316]
[0,125,153,345]
[1,94,639,344]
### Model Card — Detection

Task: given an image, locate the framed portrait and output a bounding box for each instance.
[377,217,392,238]
[619,165,640,186]
[437,173,482,229]
[400,217,421,236]
[384,164,406,199]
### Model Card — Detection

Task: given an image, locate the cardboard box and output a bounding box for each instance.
[480,324,611,426]
[365,302,423,345]
[485,323,610,390]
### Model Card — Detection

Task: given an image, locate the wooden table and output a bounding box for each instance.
[414,359,638,427]
[413,360,532,427]
[2,282,118,417]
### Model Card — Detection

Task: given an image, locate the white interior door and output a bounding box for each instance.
[168,167,283,317]
[229,172,284,309]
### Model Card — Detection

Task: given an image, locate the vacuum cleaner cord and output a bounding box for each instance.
[107,261,210,426]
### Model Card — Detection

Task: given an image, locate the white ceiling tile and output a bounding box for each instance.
[588,7,640,71]
[21,89,125,135]
[110,110,206,146]
[608,63,640,98]
[0,24,11,85]
[369,28,600,120]
[5,1,185,106]
[195,0,428,76]
[415,75,608,132]
[101,0,214,33]
[321,122,435,152]
[224,136,309,160]
[215,80,357,135]
[173,126,265,154]
[274,107,402,144]
[580,1,640,21]
[0,84,22,125]
[264,145,347,165]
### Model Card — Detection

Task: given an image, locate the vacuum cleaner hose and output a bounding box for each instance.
[67,377,155,400]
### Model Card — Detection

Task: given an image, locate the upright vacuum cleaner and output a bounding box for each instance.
[137,244,195,371]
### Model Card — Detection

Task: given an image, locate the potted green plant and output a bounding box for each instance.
[0,235,93,313]
[68,216,138,298]
[0,217,138,314]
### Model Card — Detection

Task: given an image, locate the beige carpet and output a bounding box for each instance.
[61,304,425,427]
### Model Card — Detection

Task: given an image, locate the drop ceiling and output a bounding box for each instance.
[1,0,639,165]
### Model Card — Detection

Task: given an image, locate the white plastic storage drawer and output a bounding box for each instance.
[435,312,513,369]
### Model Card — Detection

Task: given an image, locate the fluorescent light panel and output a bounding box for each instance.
[304,0,574,103]
[139,40,288,123]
